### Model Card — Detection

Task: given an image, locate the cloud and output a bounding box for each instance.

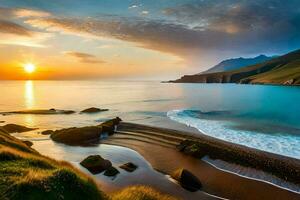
[24,0,300,65]
[0,7,51,47]
[0,20,33,36]
[63,51,105,64]
[0,7,50,19]
[0,19,51,47]
[141,10,149,15]
[129,5,139,9]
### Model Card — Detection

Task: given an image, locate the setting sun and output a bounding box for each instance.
[24,63,36,74]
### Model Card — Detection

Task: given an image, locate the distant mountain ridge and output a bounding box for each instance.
[170,49,300,85]
[201,55,274,74]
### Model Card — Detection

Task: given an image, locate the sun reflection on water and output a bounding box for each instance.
[24,81,35,127]
[25,80,35,109]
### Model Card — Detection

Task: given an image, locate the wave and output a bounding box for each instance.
[167,109,300,159]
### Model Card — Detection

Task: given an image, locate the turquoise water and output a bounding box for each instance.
[1,81,300,159]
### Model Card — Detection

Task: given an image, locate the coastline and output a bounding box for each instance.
[102,122,300,200]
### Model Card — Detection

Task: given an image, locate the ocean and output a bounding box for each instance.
[1,80,300,159]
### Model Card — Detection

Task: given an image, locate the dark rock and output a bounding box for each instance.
[41,130,54,135]
[119,162,138,172]
[0,124,36,133]
[81,107,109,113]
[80,155,112,174]
[104,166,120,177]
[171,168,202,192]
[22,140,33,147]
[51,126,102,145]
[177,140,206,158]
[100,117,122,135]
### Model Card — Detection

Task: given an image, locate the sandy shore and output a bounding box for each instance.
[102,122,300,200]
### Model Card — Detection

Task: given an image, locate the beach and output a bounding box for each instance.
[10,120,300,200]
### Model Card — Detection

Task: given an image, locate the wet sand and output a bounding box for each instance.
[102,122,300,200]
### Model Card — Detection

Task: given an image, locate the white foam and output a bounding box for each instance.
[167,109,300,159]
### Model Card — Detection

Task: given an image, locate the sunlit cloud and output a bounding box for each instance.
[0,7,50,19]
[63,51,105,64]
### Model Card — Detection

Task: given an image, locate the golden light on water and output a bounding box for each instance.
[24,63,36,74]
[24,80,35,109]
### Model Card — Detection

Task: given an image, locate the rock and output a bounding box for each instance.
[50,126,102,145]
[0,124,36,133]
[283,79,294,85]
[177,140,206,158]
[41,130,54,135]
[22,140,33,147]
[100,117,122,135]
[80,155,112,174]
[119,162,138,172]
[171,168,202,192]
[104,166,120,177]
[81,107,109,113]
[0,109,75,115]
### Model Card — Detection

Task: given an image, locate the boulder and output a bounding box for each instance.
[41,130,54,135]
[104,166,120,177]
[80,155,112,174]
[119,162,138,172]
[100,117,122,135]
[22,140,33,147]
[177,140,206,158]
[50,126,102,145]
[0,124,36,133]
[81,107,109,113]
[171,168,202,192]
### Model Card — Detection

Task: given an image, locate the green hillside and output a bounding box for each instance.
[171,49,300,85]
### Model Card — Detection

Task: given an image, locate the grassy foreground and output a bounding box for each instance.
[0,127,177,200]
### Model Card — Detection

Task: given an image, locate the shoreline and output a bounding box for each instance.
[102,122,300,200]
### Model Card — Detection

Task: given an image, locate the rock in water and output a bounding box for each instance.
[0,124,36,133]
[41,130,54,135]
[50,126,102,145]
[22,140,33,147]
[171,168,202,192]
[81,107,109,113]
[104,166,120,177]
[119,162,138,172]
[100,117,122,135]
[80,155,112,174]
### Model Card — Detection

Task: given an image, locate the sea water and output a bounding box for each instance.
[1,80,300,159]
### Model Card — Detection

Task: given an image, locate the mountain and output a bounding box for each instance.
[170,49,300,85]
[201,55,274,74]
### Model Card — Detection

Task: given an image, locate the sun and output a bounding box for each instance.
[24,63,36,74]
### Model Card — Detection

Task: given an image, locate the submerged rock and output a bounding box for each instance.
[100,117,122,135]
[0,124,36,133]
[81,107,109,113]
[41,130,54,135]
[51,126,102,145]
[177,140,206,158]
[0,109,75,115]
[171,168,202,192]
[22,140,33,147]
[104,166,120,177]
[119,162,138,172]
[80,155,112,174]
[50,117,122,145]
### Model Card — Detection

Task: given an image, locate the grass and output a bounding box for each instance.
[0,129,106,200]
[112,186,178,200]
[0,128,178,200]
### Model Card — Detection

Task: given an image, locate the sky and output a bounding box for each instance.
[0,0,300,80]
